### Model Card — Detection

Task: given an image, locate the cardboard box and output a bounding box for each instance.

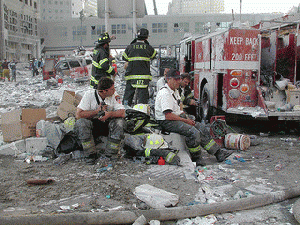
[1,108,46,142]
[2,110,22,142]
[22,108,46,138]
[57,90,81,120]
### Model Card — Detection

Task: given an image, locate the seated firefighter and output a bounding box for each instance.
[179,73,197,117]
[74,77,125,164]
[154,69,233,166]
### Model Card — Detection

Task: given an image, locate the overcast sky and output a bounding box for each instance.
[145,0,300,15]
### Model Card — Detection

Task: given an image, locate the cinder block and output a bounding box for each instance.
[0,139,26,155]
[25,137,48,154]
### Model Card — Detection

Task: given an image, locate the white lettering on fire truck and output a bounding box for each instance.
[232,53,257,61]
[245,38,258,46]
[230,37,243,45]
[244,54,257,61]
[230,37,258,46]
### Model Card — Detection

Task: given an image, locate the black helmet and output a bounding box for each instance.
[137,28,149,40]
[97,33,111,45]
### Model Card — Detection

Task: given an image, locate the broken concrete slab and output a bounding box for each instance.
[0,139,26,155]
[163,133,195,180]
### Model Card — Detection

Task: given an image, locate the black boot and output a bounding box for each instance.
[214,148,234,162]
[191,151,206,167]
[84,153,98,165]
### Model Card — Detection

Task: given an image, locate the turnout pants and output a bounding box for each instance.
[157,120,220,155]
[123,80,149,106]
[74,118,125,156]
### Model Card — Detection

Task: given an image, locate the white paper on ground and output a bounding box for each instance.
[134,184,179,209]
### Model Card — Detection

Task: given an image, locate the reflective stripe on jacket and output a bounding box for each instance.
[122,40,156,83]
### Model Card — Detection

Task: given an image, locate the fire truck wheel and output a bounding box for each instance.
[200,83,212,123]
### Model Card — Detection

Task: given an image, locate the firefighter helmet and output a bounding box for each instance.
[133,104,150,116]
[124,108,150,134]
[97,33,111,45]
[144,133,169,149]
[137,28,149,39]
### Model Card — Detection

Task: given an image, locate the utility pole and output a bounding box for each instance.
[240,0,242,21]
[152,0,158,15]
[105,0,109,33]
[132,0,137,38]
[0,0,3,60]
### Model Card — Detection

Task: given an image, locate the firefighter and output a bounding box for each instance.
[74,77,125,164]
[111,59,118,81]
[90,33,115,89]
[2,59,10,82]
[156,68,170,91]
[154,69,233,166]
[122,28,157,107]
[179,73,197,117]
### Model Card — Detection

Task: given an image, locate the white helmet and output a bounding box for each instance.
[144,133,168,149]
[133,104,150,116]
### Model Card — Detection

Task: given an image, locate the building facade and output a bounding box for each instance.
[39,0,72,21]
[41,12,281,58]
[0,0,40,61]
[168,0,225,15]
[83,0,97,17]
[72,0,84,18]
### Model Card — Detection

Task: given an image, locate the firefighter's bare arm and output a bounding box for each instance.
[99,109,125,122]
[76,106,102,119]
[164,112,195,126]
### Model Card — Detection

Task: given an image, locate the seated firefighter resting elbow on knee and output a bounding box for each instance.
[74,77,125,164]
[154,69,233,166]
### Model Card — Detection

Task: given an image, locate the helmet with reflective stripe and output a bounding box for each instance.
[144,133,168,149]
[97,33,111,45]
[124,108,150,134]
[133,104,150,116]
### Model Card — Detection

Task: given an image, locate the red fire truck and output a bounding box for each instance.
[180,22,300,123]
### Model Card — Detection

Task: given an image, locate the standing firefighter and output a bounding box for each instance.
[90,33,115,89]
[74,77,125,164]
[122,28,157,106]
[2,59,10,82]
[155,69,233,166]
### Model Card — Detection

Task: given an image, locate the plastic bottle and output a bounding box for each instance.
[158,157,165,165]
[275,163,283,171]
[36,120,46,137]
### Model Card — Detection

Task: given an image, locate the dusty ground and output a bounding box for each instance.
[1,66,300,224]
[0,121,300,224]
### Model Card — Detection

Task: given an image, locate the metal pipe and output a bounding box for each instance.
[257,34,262,86]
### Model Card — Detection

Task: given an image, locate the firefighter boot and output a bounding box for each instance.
[214,148,234,162]
[165,152,181,165]
[82,139,98,165]
[191,151,206,167]
[105,138,122,159]
[144,149,181,165]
